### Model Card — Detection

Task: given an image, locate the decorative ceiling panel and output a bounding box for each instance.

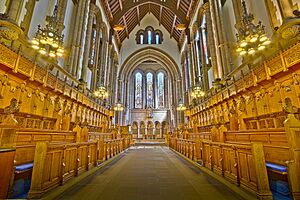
[101,0,196,46]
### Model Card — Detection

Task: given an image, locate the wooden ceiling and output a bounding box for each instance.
[101,0,196,45]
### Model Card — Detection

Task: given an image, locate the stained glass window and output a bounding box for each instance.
[146,73,153,107]
[155,34,160,44]
[140,34,144,44]
[90,28,97,65]
[135,73,143,108]
[147,30,152,44]
[157,72,164,108]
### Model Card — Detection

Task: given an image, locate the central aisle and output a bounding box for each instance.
[56,146,244,200]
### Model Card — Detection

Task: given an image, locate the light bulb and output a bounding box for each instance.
[57,48,64,53]
[32,45,39,50]
[258,44,265,50]
[31,38,39,45]
[49,51,56,57]
[48,32,54,37]
[240,50,247,56]
[259,35,268,42]
[250,36,258,43]
[56,52,63,57]
[39,48,46,55]
[240,40,247,47]
[40,38,47,44]
[248,48,255,55]
[236,47,243,52]
[262,40,271,45]
[52,43,59,48]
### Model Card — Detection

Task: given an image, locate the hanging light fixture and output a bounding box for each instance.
[94,86,108,99]
[191,85,205,99]
[114,101,124,111]
[113,24,125,32]
[31,5,64,58]
[235,0,271,56]
[176,99,187,111]
[175,24,186,31]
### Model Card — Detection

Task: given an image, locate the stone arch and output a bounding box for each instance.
[118,47,182,109]
[132,121,138,135]
[140,121,146,136]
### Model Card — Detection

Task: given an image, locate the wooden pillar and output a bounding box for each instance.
[73,124,81,143]
[251,143,273,200]
[284,113,300,199]
[28,142,47,199]
[219,125,227,143]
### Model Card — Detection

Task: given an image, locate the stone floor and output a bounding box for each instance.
[56,146,245,200]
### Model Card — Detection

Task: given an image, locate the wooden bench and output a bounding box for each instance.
[28,137,131,198]
[15,129,76,166]
[223,129,291,166]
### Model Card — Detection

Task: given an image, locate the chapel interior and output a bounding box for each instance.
[0,0,300,199]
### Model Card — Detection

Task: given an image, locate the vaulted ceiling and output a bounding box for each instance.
[101,0,196,45]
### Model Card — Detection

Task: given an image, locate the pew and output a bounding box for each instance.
[170,137,272,198]
[28,137,131,198]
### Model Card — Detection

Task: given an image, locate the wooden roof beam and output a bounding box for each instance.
[123,16,129,39]
[170,15,177,38]
[137,6,140,26]
[112,0,187,25]
[177,0,181,9]
[159,6,162,26]
[119,0,123,10]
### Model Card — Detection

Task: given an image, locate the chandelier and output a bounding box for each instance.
[236,0,271,56]
[133,0,166,2]
[94,86,108,99]
[191,86,205,99]
[176,100,187,111]
[175,24,186,31]
[114,101,124,111]
[31,5,64,58]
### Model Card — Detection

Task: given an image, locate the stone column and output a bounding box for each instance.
[204,3,221,80]
[68,0,84,74]
[20,0,36,35]
[6,0,24,23]
[56,0,68,35]
[214,0,232,75]
[75,0,90,77]
[198,28,209,91]
[81,2,96,83]
[232,0,243,23]
[188,43,196,88]
[102,41,109,85]
[104,44,112,87]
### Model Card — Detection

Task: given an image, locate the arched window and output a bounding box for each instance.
[146,73,154,107]
[136,27,163,45]
[155,33,160,44]
[157,72,164,108]
[90,17,97,65]
[147,30,152,44]
[135,72,143,108]
[140,33,144,44]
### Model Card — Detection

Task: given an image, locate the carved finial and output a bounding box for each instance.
[1,98,20,125]
[283,98,298,114]
[4,98,19,114]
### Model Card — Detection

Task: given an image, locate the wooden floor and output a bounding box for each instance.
[56,146,246,200]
